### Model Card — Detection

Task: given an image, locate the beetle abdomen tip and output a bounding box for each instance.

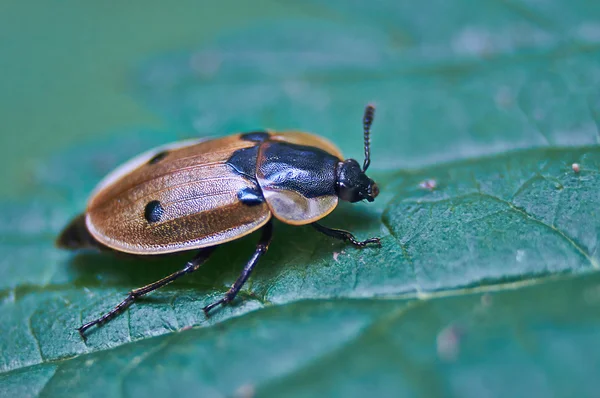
[56,213,99,250]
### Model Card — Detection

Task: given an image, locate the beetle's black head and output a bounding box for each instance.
[336,159,379,202]
[335,104,379,203]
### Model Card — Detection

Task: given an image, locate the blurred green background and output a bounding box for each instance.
[0,0,286,197]
[2,1,600,397]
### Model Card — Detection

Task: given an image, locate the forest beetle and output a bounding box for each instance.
[57,105,381,337]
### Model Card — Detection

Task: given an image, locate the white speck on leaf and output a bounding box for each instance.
[3,289,15,304]
[481,293,492,307]
[234,383,255,398]
[131,356,143,366]
[452,27,492,56]
[437,324,464,362]
[516,249,526,263]
[419,179,437,190]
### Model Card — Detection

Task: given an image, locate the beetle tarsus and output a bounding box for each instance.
[312,222,381,248]
[353,236,382,248]
[343,234,381,248]
[76,326,89,342]
[77,290,141,337]
[76,248,215,338]
[202,221,273,317]
[202,298,228,315]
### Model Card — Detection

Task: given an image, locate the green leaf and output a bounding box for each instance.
[2,1,600,397]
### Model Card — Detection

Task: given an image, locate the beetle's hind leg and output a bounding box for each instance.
[203,220,273,315]
[312,222,381,248]
[77,247,216,339]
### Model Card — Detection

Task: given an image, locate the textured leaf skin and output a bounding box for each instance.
[1,1,600,397]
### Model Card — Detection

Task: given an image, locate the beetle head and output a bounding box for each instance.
[335,104,379,203]
[336,159,379,202]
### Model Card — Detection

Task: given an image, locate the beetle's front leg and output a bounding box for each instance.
[312,222,381,248]
[203,220,274,315]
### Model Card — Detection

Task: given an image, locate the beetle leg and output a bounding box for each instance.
[312,222,381,248]
[203,220,273,315]
[77,247,216,339]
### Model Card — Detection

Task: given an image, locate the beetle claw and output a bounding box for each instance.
[203,299,225,316]
[355,237,381,248]
[76,327,88,342]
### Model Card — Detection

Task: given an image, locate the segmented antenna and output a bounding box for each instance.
[362,104,375,172]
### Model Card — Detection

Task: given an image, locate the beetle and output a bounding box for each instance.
[57,105,380,337]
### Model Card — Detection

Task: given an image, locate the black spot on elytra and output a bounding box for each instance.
[144,200,165,223]
[148,151,169,165]
[237,186,264,206]
[240,131,270,143]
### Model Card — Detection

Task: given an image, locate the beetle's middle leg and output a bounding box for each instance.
[312,222,381,248]
[77,247,216,338]
[203,220,273,315]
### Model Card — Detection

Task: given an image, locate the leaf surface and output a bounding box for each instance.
[1,1,600,397]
